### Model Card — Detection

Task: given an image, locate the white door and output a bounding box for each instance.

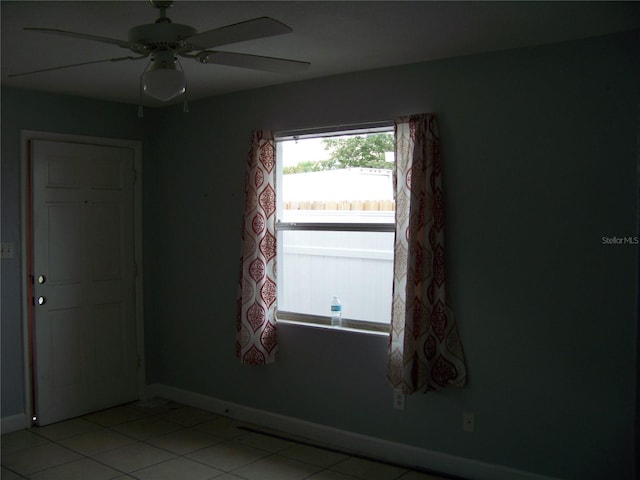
[31,139,138,426]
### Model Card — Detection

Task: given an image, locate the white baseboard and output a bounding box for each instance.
[1,413,30,434]
[145,383,560,480]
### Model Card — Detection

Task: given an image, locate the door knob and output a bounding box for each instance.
[38,275,46,284]
[37,296,46,305]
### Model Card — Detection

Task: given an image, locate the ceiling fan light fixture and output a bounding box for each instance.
[143,68,185,101]
[142,52,185,101]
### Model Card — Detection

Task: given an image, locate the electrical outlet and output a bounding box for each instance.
[1,242,15,259]
[393,389,405,411]
[463,412,475,432]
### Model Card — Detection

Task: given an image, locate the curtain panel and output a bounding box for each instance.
[388,114,467,393]
[236,130,278,365]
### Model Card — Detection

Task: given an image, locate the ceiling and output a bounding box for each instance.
[2,1,639,106]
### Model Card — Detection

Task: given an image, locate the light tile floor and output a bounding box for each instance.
[1,401,450,480]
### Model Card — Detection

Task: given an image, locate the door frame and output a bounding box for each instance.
[20,130,145,424]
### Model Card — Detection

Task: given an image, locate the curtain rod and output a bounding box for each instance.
[276,120,394,139]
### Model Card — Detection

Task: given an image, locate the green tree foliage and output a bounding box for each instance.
[282,158,337,173]
[324,133,394,169]
[283,133,394,174]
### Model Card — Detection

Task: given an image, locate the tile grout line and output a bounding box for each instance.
[12,422,297,480]
[237,425,445,479]
[21,428,135,479]
[20,410,186,479]
[3,403,446,480]
[8,423,373,480]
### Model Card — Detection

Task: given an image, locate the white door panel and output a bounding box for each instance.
[31,139,138,426]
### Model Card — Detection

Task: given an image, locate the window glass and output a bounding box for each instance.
[276,128,395,329]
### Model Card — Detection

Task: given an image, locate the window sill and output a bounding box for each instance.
[277,311,389,337]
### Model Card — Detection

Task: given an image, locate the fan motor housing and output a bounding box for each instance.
[128,23,196,51]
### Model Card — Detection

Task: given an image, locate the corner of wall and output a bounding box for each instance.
[1,413,30,434]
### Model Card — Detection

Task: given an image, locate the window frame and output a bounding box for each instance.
[275,124,395,333]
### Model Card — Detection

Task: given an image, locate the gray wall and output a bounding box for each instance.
[145,31,639,480]
[2,30,638,480]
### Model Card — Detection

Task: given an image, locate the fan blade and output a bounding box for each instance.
[25,27,131,48]
[187,17,292,50]
[195,51,310,73]
[7,55,148,78]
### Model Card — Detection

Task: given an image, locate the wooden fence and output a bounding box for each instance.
[284,200,395,211]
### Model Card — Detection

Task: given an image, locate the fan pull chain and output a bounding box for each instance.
[138,59,153,118]
[177,57,189,113]
[138,68,145,117]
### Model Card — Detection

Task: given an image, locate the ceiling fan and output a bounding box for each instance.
[10,0,310,103]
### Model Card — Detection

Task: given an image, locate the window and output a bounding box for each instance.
[275,126,395,332]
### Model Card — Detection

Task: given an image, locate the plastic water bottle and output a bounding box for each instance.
[331,296,342,327]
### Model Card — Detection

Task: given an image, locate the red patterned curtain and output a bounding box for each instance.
[387,114,466,393]
[236,130,278,365]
